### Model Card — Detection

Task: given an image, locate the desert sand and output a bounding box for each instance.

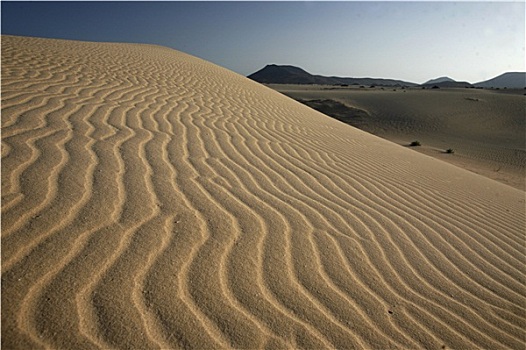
[2,35,525,349]
[270,84,526,191]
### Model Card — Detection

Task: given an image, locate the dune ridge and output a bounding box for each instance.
[2,35,525,349]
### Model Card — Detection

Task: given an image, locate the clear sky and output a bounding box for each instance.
[2,1,524,84]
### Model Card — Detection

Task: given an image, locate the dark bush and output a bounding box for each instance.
[410,141,421,147]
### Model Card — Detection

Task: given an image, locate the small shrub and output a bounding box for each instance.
[446,148,454,154]
[410,141,421,147]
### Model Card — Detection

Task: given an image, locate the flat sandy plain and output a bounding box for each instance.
[2,35,525,349]
[269,84,526,191]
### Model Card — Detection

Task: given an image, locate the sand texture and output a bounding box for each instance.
[270,84,526,191]
[2,36,525,349]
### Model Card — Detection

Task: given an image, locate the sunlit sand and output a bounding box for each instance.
[2,35,525,349]
[270,84,526,191]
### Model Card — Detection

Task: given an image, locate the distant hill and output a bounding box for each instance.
[247,65,334,84]
[421,80,474,89]
[423,76,456,85]
[248,64,417,87]
[474,72,526,89]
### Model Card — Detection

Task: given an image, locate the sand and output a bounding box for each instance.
[2,35,525,349]
[270,84,526,191]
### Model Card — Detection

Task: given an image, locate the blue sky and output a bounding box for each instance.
[2,1,524,83]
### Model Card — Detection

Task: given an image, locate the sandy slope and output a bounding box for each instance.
[270,84,526,191]
[2,35,525,349]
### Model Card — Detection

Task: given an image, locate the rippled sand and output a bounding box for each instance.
[270,84,526,191]
[2,35,525,349]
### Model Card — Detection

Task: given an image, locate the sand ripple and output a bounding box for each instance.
[2,35,525,349]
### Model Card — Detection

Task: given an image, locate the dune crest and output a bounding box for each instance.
[2,35,525,349]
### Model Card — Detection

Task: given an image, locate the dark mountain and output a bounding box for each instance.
[247,65,334,84]
[248,64,417,87]
[421,80,474,88]
[423,76,456,85]
[474,72,526,89]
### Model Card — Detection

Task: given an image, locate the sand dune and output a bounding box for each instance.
[270,84,526,191]
[2,35,525,349]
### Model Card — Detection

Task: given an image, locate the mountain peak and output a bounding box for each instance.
[424,76,456,85]
[248,64,417,87]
